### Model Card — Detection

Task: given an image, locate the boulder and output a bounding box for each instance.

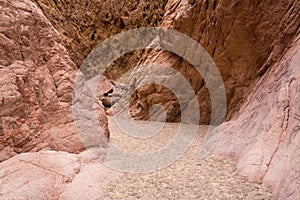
[0,151,120,200]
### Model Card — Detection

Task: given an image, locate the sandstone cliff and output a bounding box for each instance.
[123,0,300,124]
[0,0,299,199]
[208,34,300,199]
[107,0,300,198]
[0,0,109,161]
[31,0,168,80]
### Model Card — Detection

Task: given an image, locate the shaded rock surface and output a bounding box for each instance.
[31,0,168,80]
[121,0,300,124]
[0,0,109,161]
[210,34,300,199]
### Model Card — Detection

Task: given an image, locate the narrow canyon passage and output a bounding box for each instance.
[99,118,272,199]
[1,0,299,199]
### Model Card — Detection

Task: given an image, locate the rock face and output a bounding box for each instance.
[210,34,300,199]
[1,0,299,199]
[0,0,109,161]
[123,0,300,124]
[0,151,80,199]
[0,151,120,200]
[31,0,168,80]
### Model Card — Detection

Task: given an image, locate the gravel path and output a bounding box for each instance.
[100,118,272,199]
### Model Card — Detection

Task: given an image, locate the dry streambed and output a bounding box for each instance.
[100,118,272,199]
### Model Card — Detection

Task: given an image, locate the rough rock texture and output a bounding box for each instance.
[0,151,120,200]
[1,0,299,199]
[0,0,109,161]
[31,0,168,80]
[210,34,300,199]
[123,0,300,124]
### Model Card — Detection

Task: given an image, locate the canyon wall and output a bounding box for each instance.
[31,0,168,80]
[30,0,299,125]
[108,0,299,198]
[123,0,299,124]
[0,0,299,199]
[0,0,109,161]
[209,33,300,199]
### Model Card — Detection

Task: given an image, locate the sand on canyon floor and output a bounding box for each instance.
[96,118,273,200]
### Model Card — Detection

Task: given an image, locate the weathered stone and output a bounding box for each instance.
[210,34,300,200]
[0,151,120,200]
[122,0,300,125]
[31,0,168,80]
[0,151,80,200]
[1,0,299,199]
[0,0,109,161]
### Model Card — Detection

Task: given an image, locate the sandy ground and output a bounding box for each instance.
[98,118,272,200]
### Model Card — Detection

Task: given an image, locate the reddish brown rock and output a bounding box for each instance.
[1,0,299,199]
[0,0,109,161]
[31,0,168,81]
[209,34,300,200]
[123,0,300,124]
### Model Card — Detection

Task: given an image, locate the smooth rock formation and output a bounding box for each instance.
[209,34,300,199]
[122,0,300,124]
[0,151,120,200]
[0,0,109,161]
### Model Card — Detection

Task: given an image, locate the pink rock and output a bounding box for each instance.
[0,0,109,161]
[210,34,300,200]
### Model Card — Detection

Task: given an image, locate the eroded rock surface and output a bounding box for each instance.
[0,151,120,200]
[123,0,300,124]
[210,34,300,199]
[0,0,109,161]
[0,0,299,199]
[31,0,168,80]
